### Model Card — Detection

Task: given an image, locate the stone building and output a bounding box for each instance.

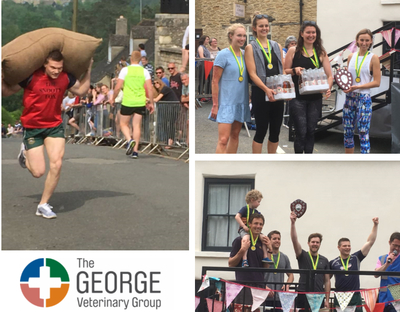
[195,0,317,50]
[155,13,189,73]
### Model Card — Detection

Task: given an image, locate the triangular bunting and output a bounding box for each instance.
[361,289,379,312]
[396,29,400,46]
[250,287,270,311]
[195,296,201,309]
[336,306,357,312]
[389,284,400,300]
[393,301,400,312]
[278,292,298,312]
[306,293,325,312]
[374,302,385,312]
[206,298,223,312]
[382,29,393,48]
[335,292,354,311]
[198,275,210,292]
[204,61,213,80]
[346,40,358,53]
[225,282,244,308]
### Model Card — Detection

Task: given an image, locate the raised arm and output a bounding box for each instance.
[290,212,302,258]
[69,59,93,97]
[361,217,379,256]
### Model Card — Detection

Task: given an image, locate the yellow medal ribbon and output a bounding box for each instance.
[303,46,320,68]
[229,45,244,81]
[249,229,258,251]
[246,204,255,227]
[340,255,350,276]
[355,51,370,83]
[256,38,273,69]
[272,252,280,273]
[308,251,319,270]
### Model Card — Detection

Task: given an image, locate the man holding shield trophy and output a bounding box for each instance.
[290,203,330,312]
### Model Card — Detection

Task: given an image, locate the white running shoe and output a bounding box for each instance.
[17,143,27,169]
[36,203,57,219]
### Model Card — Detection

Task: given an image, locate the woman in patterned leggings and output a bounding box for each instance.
[343,29,381,154]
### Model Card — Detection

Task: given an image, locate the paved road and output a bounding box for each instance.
[195,101,392,153]
[2,138,188,250]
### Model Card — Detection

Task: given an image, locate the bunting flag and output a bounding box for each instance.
[225,283,244,308]
[336,306,357,312]
[250,288,270,311]
[198,275,210,292]
[347,40,358,53]
[382,29,393,47]
[389,284,400,300]
[206,298,223,312]
[204,61,214,80]
[374,302,385,312]
[195,296,201,309]
[393,301,400,312]
[306,294,325,312]
[335,292,355,311]
[381,28,400,48]
[361,289,379,312]
[278,292,298,312]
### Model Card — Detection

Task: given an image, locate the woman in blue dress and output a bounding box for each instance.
[210,24,251,153]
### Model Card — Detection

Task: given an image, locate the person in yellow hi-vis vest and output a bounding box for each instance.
[110,51,154,159]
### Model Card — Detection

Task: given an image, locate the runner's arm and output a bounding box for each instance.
[69,59,93,96]
[2,80,22,97]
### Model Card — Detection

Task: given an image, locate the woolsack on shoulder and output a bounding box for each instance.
[2,27,102,85]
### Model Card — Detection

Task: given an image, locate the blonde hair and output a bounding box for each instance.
[130,51,142,63]
[227,23,246,44]
[153,78,166,92]
[245,189,263,204]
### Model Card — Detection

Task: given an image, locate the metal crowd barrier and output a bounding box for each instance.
[62,101,189,161]
[149,100,189,160]
[195,58,214,108]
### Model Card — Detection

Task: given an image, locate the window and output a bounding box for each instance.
[202,178,254,252]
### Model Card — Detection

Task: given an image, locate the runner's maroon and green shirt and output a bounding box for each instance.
[19,69,76,128]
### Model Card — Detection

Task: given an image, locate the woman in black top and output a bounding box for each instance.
[284,21,333,153]
[153,79,179,102]
[153,78,180,146]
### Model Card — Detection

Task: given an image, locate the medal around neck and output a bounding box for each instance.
[290,199,307,218]
[334,68,353,91]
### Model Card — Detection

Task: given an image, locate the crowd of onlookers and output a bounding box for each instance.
[2,122,23,138]
[54,43,189,147]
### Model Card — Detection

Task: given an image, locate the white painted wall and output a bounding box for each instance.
[195,161,400,290]
[317,1,400,58]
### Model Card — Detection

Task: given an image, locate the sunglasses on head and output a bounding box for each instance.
[255,14,269,20]
[303,21,316,26]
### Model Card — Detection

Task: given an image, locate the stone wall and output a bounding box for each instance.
[155,13,189,73]
[198,0,317,49]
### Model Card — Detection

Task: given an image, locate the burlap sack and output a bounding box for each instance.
[2,27,102,85]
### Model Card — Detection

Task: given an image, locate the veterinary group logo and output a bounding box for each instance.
[20,258,70,307]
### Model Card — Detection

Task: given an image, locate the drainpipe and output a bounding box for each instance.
[299,0,303,25]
